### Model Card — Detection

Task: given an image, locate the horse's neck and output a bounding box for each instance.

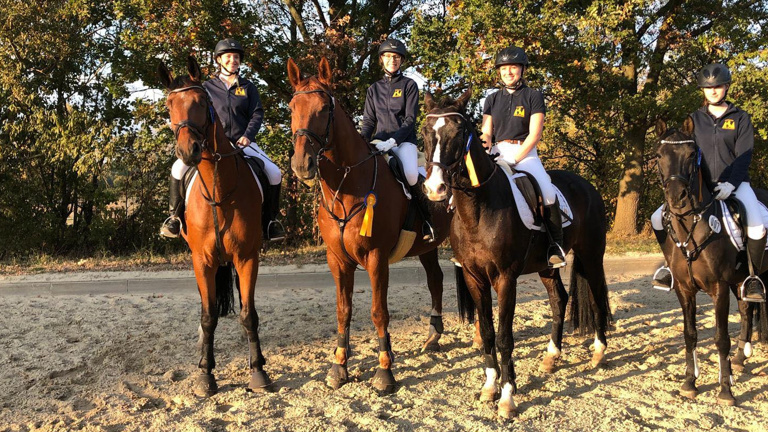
[454,137,512,223]
[196,120,238,193]
[320,104,372,190]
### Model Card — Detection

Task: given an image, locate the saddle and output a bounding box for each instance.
[510,168,546,226]
[178,155,268,205]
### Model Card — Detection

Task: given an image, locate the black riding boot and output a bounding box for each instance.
[411,183,435,243]
[544,201,566,268]
[651,228,673,291]
[263,183,286,242]
[742,233,767,302]
[160,176,183,238]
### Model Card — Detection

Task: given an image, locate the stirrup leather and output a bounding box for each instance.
[651,266,673,292]
[740,275,766,303]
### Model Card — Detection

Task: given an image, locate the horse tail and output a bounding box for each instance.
[568,254,611,336]
[455,265,475,324]
[215,263,238,317]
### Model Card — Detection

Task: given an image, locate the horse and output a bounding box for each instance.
[158,56,273,396]
[421,90,611,418]
[286,57,452,393]
[654,117,768,405]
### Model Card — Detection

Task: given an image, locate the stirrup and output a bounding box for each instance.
[652,266,673,292]
[740,275,766,303]
[547,244,567,269]
[160,216,181,239]
[267,220,286,242]
[422,220,436,243]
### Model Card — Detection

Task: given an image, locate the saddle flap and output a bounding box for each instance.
[512,169,543,222]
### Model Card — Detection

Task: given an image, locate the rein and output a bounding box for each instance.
[424,112,498,191]
[169,84,246,264]
[290,87,382,264]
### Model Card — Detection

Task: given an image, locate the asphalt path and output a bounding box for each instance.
[0,255,664,297]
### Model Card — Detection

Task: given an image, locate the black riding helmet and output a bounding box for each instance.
[697,63,731,88]
[495,46,529,68]
[214,38,245,61]
[378,38,407,58]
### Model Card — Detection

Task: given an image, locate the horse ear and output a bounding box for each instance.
[655,119,667,138]
[287,58,302,90]
[456,87,472,111]
[424,92,435,112]
[157,62,174,89]
[681,116,695,136]
[318,57,333,87]
[187,55,202,82]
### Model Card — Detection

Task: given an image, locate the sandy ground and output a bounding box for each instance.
[1,262,768,431]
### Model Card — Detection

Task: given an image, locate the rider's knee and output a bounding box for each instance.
[171,159,189,180]
[651,205,664,231]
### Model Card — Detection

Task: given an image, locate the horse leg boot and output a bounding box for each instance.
[544,200,566,268]
[651,228,673,291]
[160,175,183,238]
[742,233,767,302]
[371,333,397,393]
[263,184,286,241]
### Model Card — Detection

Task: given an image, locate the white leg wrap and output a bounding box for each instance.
[693,349,700,378]
[484,368,498,390]
[547,339,561,356]
[744,342,753,358]
[593,335,606,354]
[499,382,516,408]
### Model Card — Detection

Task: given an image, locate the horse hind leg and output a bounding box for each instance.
[538,269,568,373]
[419,248,444,352]
[569,253,610,368]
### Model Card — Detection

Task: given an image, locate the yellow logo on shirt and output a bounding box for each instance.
[392,89,403,98]
[234,87,246,96]
[723,119,736,130]
[513,106,525,117]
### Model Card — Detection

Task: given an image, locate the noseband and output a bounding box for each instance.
[291,88,336,155]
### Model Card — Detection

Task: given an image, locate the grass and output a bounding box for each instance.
[0,234,660,276]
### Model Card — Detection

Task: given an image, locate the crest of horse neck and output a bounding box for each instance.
[320,104,374,186]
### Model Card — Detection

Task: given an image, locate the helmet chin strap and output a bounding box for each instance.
[499,80,523,91]
[384,69,401,78]
[219,65,239,77]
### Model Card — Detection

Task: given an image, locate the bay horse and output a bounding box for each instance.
[421,90,611,418]
[287,58,452,393]
[655,117,768,405]
[158,56,273,396]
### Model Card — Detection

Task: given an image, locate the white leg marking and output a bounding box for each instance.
[484,367,498,389]
[744,342,753,358]
[693,349,700,378]
[547,339,561,356]
[499,382,517,413]
[593,334,606,354]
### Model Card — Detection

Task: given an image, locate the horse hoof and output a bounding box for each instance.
[247,370,275,393]
[590,352,606,368]
[717,391,736,406]
[422,341,441,352]
[539,355,558,374]
[731,362,745,373]
[498,400,518,419]
[193,372,217,398]
[479,387,499,402]
[371,367,396,394]
[326,363,349,390]
[679,382,698,399]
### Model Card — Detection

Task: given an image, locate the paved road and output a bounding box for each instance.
[0,256,664,296]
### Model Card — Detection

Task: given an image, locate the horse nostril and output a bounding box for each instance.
[307,157,316,172]
[437,183,447,195]
[193,142,202,154]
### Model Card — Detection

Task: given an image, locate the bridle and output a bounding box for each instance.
[291,87,336,154]
[424,111,497,191]
[656,138,710,217]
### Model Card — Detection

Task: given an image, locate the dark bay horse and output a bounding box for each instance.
[287,58,452,393]
[158,56,272,396]
[422,90,611,418]
[655,118,768,405]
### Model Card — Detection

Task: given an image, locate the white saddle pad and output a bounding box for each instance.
[497,162,573,231]
[719,201,768,251]
[185,166,264,204]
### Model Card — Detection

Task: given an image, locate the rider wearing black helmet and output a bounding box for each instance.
[160,38,286,242]
[651,63,764,302]
[481,46,565,268]
[360,38,435,242]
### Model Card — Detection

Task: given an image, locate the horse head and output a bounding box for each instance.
[158,56,212,167]
[421,88,473,201]
[655,117,705,212]
[287,57,335,181]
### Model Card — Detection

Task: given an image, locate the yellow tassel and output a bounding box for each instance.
[466,151,480,187]
[360,193,377,237]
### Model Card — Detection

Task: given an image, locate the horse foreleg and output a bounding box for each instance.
[732,296,753,372]
[469,280,498,403]
[538,269,568,373]
[193,259,219,397]
[368,253,396,393]
[675,287,699,399]
[326,252,356,390]
[236,257,274,392]
[496,276,518,419]
[715,283,736,405]
[419,248,444,352]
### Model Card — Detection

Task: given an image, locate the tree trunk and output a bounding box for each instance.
[612,126,645,235]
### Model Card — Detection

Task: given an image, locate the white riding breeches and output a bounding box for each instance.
[171,141,282,186]
[391,141,421,187]
[651,182,765,240]
[492,142,557,206]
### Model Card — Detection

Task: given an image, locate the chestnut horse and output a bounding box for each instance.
[158,56,272,396]
[287,58,451,393]
[655,118,768,405]
[422,90,611,418]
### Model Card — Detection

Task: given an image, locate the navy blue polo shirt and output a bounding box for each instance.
[482,84,546,142]
[690,103,754,188]
[203,76,264,143]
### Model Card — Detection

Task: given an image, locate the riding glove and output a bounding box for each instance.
[372,138,397,153]
[714,182,736,200]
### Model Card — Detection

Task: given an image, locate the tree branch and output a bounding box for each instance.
[281,0,312,42]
